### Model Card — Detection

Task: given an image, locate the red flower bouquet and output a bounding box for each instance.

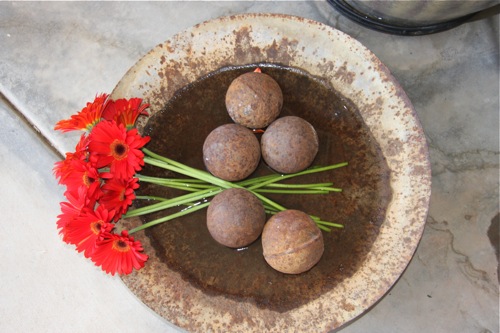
[54,94,150,275]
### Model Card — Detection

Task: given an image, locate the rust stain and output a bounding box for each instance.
[233,26,262,64]
[334,61,355,84]
[264,37,299,65]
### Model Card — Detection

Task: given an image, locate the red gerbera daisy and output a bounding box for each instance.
[100,177,139,220]
[56,187,93,243]
[60,158,104,204]
[65,205,115,258]
[91,230,148,275]
[54,93,109,132]
[102,98,149,129]
[53,134,89,184]
[88,120,150,180]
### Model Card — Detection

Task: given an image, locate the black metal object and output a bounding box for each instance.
[327,0,478,36]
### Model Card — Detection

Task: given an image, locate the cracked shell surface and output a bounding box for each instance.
[111,13,431,333]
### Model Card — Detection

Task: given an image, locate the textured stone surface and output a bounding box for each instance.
[0,2,497,333]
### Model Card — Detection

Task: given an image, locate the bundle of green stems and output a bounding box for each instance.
[125,148,347,233]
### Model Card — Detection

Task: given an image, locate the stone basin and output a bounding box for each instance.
[111,13,431,333]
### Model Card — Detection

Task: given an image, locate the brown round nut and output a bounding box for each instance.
[262,210,324,274]
[225,71,283,129]
[207,188,266,248]
[203,123,260,181]
[261,116,319,174]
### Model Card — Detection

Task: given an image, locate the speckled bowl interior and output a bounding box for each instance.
[111,13,431,333]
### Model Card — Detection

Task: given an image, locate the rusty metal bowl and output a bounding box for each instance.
[111,13,431,332]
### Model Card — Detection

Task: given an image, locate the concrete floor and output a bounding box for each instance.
[0,2,498,332]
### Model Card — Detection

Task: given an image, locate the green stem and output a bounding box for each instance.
[124,187,222,217]
[137,175,212,186]
[316,224,332,232]
[251,191,287,212]
[137,175,217,192]
[254,189,329,194]
[262,205,342,231]
[247,162,348,191]
[308,187,342,192]
[143,149,236,189]
[129,202,210,234]
[263,182,333,188]
[135,195,202,207]
[135,195,169,202]
[136,148,347,231]
[235,174,278,187]
[312,219,344,228]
